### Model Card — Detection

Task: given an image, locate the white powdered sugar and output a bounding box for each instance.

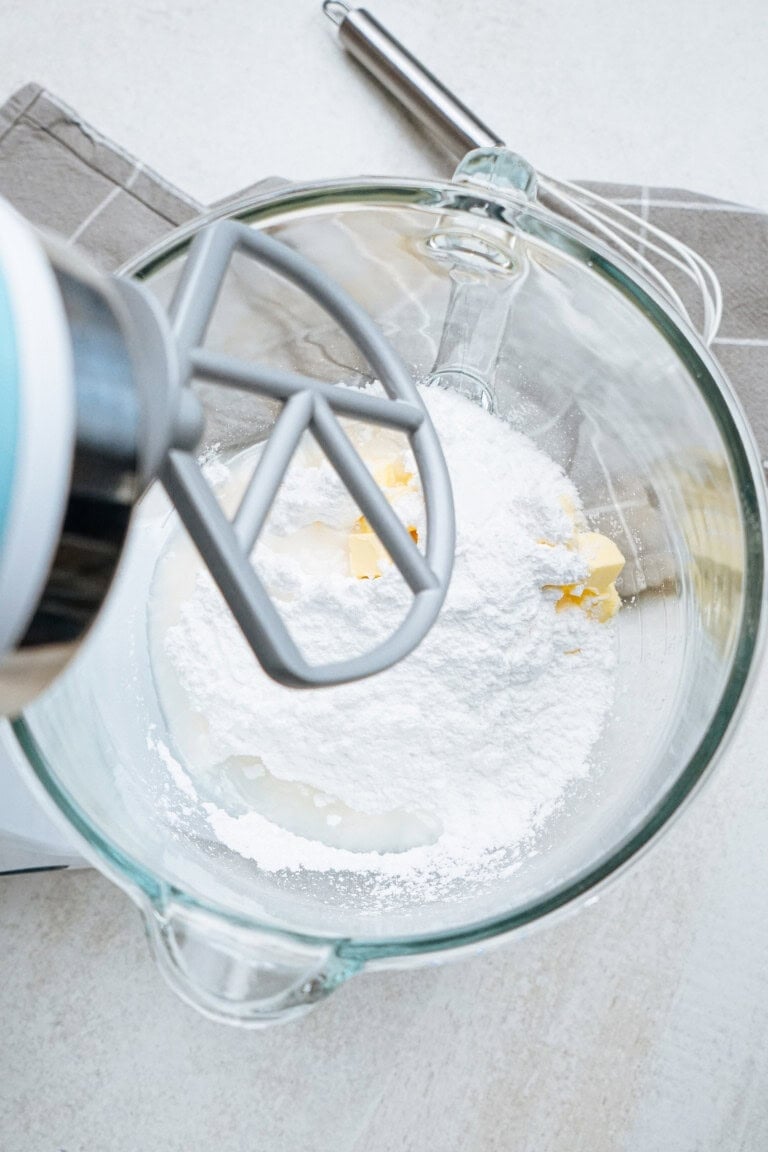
[148,384,617,896]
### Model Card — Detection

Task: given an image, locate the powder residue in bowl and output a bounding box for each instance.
[147,384,617,889]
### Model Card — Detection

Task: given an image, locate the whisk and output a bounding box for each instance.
[538,174,722,345]
[323,1,722,347]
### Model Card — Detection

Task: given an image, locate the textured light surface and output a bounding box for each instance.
[0,0,765,209]
[1,0,768,1146]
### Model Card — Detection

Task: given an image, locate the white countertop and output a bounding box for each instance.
[1,0,767,210]
[2,1,768,1149]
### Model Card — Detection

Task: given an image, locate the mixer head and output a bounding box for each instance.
[0,202,454,712]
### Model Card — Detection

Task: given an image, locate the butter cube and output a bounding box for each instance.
[554,587,588,613]
[574,532,625,593]
[349,515,419,580]
[374,459,413,488]
[554,583,622,621]
[545,529,625,623]
[585,584,622,622]
[349,532,384,579]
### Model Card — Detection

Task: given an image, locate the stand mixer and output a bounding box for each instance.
[0,199,455,715]
[0,6,765,1025]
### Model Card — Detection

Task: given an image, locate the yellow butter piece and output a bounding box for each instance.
[546,529,625,622]
[539,493,586,549]
[585,584,622,622]
[554,587,589,612]
[349,514,419,579]
[554,583,622,621]
[348,448,418,581]
[573,532,625,593]
[349,532,384,579]
[374,459,413,488]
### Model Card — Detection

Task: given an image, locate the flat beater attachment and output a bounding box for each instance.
[162,220,455,687]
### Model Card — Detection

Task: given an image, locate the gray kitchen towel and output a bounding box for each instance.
[0,83,290,271]
[0,84,202,269]
[576,181,768,461]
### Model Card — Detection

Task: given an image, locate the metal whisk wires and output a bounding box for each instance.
[324,2,724,347]
[538,174,723,345]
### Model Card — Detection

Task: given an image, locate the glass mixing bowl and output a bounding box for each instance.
[5,163,765,1025]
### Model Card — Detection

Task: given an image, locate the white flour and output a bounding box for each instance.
[148,384,617,895]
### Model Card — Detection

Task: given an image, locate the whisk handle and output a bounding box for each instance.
[323,2,504,156]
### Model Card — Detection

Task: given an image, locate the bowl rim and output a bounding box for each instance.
[14,174,768,963]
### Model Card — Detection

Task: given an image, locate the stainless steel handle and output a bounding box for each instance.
[323,1,504,157]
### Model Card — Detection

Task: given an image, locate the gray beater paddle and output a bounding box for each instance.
[162,220,455,688]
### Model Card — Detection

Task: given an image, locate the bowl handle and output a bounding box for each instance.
[142,893,358,1027]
